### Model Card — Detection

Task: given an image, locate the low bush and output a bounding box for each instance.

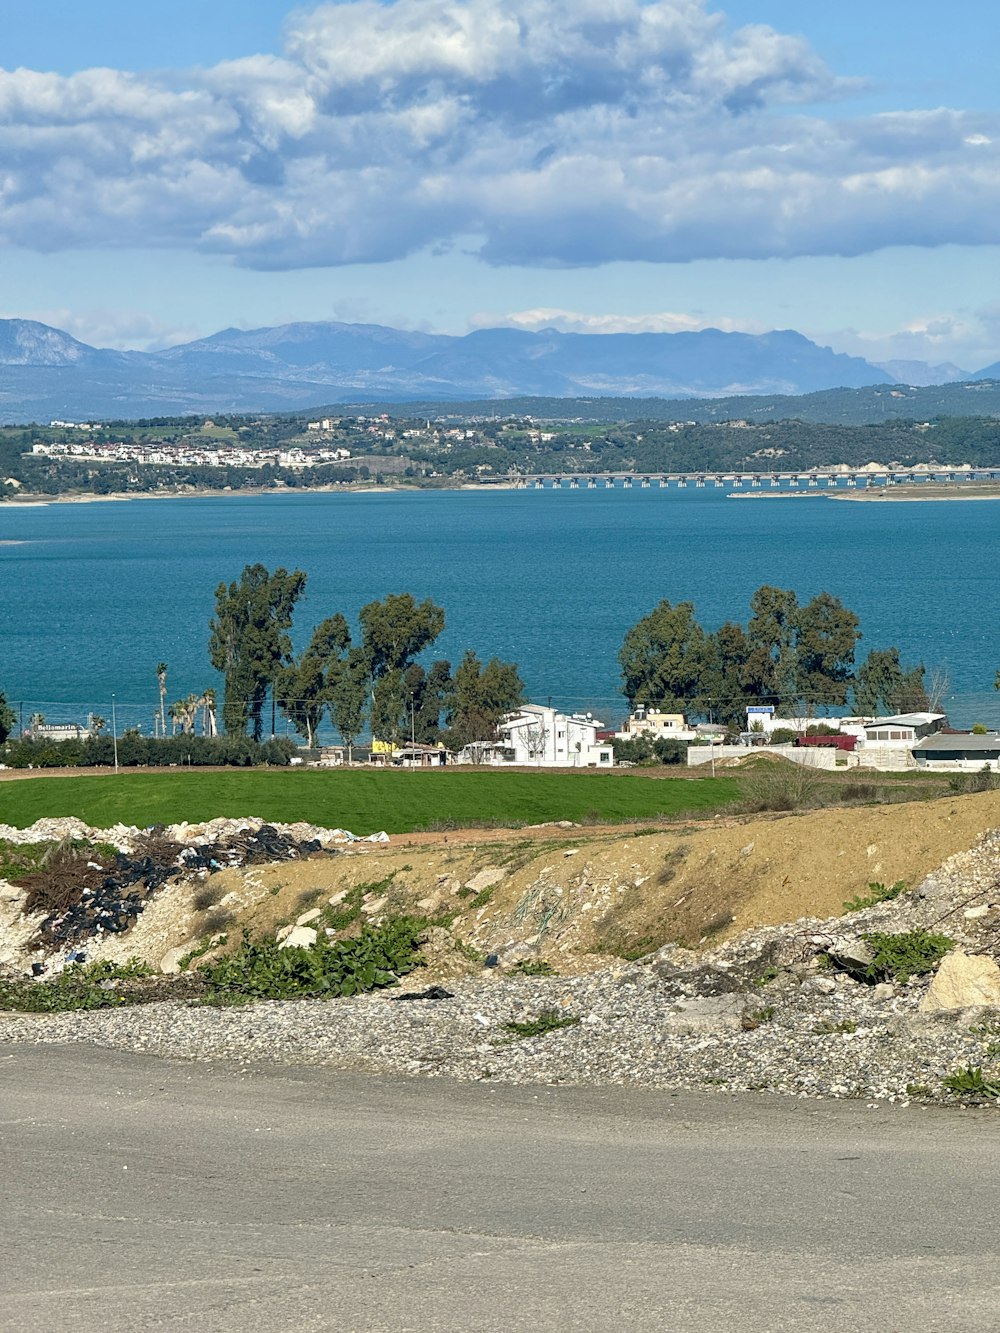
[198,917,424,1002]
[842,880,908,913]
[942,1066,1000,1099]
[739,762,822,812]
[828,929,955,985]
[0,958,152,1013]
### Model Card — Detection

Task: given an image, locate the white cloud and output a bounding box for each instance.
[474,307,765,335]
[3,308,203,352]
[812,311,1000,376]
[0,0,996,270]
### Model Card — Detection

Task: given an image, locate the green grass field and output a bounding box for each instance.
[0,769,741,834]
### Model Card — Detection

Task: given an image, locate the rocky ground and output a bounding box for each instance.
[3,809,1000,1105]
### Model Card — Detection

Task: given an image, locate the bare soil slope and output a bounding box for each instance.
[75,789,1000,976]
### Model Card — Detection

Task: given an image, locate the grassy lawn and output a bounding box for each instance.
[0,768,741,835]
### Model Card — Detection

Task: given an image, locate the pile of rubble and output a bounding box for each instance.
[0,816,389,853]
[0,817,389,964]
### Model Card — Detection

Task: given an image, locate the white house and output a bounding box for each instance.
[617,706,696,742]
[861,713,946,748]
[464,704,613,767]
[912,733,1000,771]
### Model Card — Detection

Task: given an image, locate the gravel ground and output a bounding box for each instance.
[0,961,993,1105]
[4,824,1000,1106]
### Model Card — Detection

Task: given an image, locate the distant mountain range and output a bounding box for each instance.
[0,317,996,423]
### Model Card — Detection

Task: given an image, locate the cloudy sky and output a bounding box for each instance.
[2,0,998,370]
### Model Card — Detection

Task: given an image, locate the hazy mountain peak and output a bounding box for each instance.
[0,319,96,367]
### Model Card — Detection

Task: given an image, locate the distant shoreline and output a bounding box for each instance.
[730,484,1000,503]
[7,479,1000,507]
[2,483,410,507]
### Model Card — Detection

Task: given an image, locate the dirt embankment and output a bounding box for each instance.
[61,789,1000,977]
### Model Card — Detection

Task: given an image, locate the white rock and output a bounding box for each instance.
[964,905,991,920]
[872,982,895,1001]
[920,950,1000,1012]
[278,926,318,950]
[464,866,507,894]
[296,907,322,926]
[159,946,190,975]
[803,976,837,995]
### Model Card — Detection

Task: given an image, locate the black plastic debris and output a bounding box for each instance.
[484,954,500,968]
[25,824,331,949]
[390,985,455,1001]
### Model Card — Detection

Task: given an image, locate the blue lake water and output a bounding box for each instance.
[1,487,998,732]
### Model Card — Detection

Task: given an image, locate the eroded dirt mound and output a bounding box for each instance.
[5,789,999,979]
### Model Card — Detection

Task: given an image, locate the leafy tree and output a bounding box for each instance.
[444,650,525,752]
[276,613,351,749]
[359,593,445,744]
[744,586,802,712]
[621,586,861,723]
[0,690,15,744]
[328,648,368,760]
[208,564,307,740]
[855,648,929,715]
[701,621,752,728]
[618,599,710,712]
[792,590,860,712]
[745,586,859,715]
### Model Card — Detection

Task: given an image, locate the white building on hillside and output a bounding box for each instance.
[460,704,613,767]
[617,706,696,742]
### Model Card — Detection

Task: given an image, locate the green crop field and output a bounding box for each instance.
[0,769,741,834]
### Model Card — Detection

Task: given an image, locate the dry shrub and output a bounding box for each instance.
[17,843,112,917]
[838,781,879,804]
[740,761,823,813]
[200,906,235,935]
[192,881,226,912]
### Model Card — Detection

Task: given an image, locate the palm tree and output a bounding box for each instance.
[203,688,218,737]
[90,714,106,735]
[156,662,168,737]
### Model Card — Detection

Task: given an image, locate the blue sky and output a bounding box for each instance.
[1,0,998,372]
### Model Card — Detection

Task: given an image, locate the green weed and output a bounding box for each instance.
[824,930,954,985]
[842,880,908,914]
[510,959,556,976]
[502,1008,581,1039]
[0,957,153,1013]
[942,1066,1000,1099]
[198,917,424,1002]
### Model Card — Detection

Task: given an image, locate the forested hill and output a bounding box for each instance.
[341,379,1000,427]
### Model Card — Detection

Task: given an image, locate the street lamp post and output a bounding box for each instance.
[111,693,119,773]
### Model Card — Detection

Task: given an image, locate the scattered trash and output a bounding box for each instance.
[390,985,454,1001]
[484,954,500,968]
[12,822,338,951]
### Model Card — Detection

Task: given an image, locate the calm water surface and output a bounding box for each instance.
[1,487,997,730]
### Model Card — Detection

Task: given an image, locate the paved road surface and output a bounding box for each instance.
[1,1045,997,1331]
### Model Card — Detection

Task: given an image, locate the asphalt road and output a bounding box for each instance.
[2,1045,998,1332]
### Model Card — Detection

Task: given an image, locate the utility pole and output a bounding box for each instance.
[111,693,119,773]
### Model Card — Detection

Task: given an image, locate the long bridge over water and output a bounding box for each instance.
[507,467,1000,489]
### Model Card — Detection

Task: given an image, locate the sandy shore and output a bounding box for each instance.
[731,485,1000,503]
[3,483,408,507]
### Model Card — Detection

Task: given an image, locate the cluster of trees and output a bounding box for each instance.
[619,585,932,728]
[208,565,524,754]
